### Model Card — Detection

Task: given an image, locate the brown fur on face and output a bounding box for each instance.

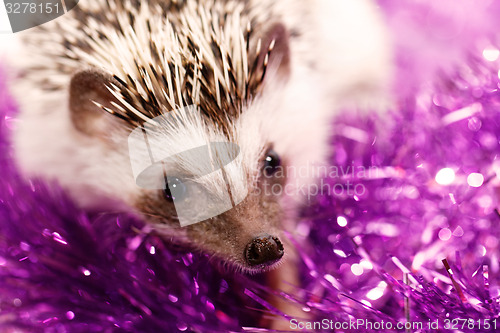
[134,153,291,273]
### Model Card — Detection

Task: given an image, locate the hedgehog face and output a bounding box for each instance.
[126,132,295,272]
[62,11,300,271]
[127,102,295,272]
[67,66,298,272]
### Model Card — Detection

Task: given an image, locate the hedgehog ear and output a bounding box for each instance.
[69,69,124,137]
[261,23,291,79]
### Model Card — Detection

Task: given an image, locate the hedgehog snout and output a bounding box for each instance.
[244,234,284,267]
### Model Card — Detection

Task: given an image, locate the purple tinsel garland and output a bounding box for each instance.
[3,1,500,332]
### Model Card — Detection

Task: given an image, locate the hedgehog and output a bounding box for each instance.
[9,0,391,287]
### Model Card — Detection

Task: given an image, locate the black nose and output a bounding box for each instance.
[245,234,284,266]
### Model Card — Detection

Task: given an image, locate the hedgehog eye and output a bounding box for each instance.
[263,149,281,176]
[163,177,187,202]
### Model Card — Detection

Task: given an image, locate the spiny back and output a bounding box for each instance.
[22,0,281,130]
